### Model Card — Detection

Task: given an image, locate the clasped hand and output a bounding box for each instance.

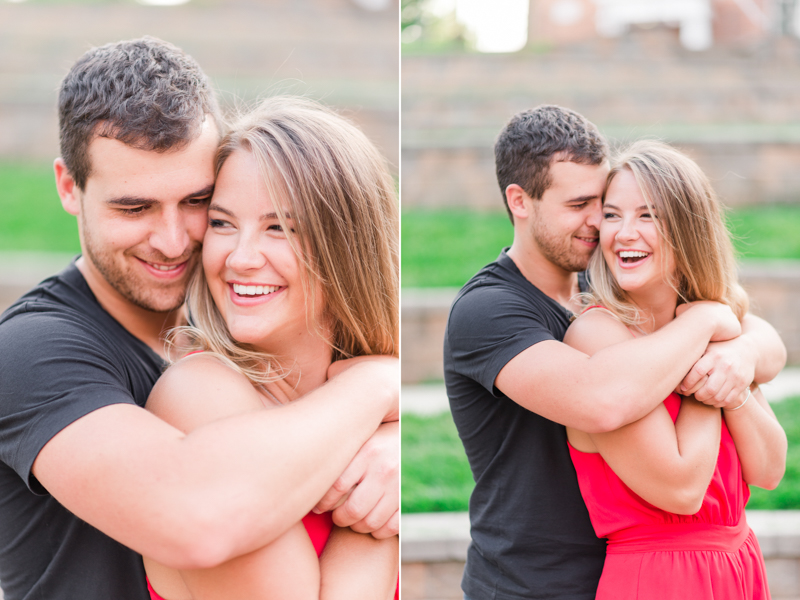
[675,301,750,408]
[312,356,399,539]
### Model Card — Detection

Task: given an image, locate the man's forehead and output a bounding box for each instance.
[85,121,218,187]
[548,159,609,190]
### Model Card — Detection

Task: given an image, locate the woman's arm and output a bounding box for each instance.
[564,310,721,515]
[319,527,398,600]
[723,385,787,490]
[177,523,321,600]
[144,353,321,600]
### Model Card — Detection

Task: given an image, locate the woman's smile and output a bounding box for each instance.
[601,169,674,296]
[202,149,320,356]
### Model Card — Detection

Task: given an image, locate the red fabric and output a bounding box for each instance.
[301,510,335,557]
[569,393,770,599]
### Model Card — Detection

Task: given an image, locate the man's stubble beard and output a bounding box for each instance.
[81,215,199,314]
[528,208,593,273]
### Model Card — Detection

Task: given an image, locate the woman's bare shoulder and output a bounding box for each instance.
[564,307,635,356]
[147,353,265,433]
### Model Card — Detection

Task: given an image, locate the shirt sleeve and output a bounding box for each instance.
[0,310,137,493]
[446,283,556,396]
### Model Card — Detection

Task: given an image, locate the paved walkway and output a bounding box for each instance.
[402,368,800,415]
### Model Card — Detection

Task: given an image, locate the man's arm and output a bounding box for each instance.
[495,302,740,433]
[32,358,397,570]
[680,313,787,407]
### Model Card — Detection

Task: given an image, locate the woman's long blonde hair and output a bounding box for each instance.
[586,140,748,327]
[171,97,399,384]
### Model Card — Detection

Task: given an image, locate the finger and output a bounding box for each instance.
[369,510,400,539]
[347,493,396,535]
[331,480,384,528]
[693,370,725,403]
[679,357,712,394]
[313,449,368,513]
[682,375,708,398]
[314,473,360,514]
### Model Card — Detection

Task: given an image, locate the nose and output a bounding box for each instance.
[226,231,267,273]
[585,201,602,231]
[616,216,639,242]
[150,206,191,259]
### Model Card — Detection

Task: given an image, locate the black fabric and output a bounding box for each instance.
[0,260,163,600]
[444,250,606,600]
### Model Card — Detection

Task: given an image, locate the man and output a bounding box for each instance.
[443,105,785,599]
[0,37,398,600]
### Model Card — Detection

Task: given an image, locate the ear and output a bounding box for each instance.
[505,184,532,221]
[54,158,81,216]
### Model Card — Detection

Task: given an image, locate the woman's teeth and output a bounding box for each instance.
[232,283,280,296]
[619,251,649,263]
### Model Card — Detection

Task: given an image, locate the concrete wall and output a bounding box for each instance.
[402,43,800,209]
[0,0,399,170]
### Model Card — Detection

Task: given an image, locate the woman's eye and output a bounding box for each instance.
[268,223,295,234]
[209,218,229,228]
[603,212,618,219]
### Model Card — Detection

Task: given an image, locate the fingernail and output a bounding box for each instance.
[311,507,322,514]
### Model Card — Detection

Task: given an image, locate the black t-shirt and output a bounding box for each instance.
[0,260,163,600]
[443,250,605,600]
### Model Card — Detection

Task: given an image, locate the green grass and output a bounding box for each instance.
[726,205,800,260]
[401,412,474,513]
[401,205,800,288]
[0,162,80,253]
[401,210,513,288]
[402,395,800,513]
[748,395,800,509]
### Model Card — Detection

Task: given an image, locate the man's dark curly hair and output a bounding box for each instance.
[494,105,608,223]
[58,36,221,190]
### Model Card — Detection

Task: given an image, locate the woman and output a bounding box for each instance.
[142,97,399,600]
[564,140,787,599]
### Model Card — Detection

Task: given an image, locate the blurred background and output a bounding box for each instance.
[0,0,398,310]
[400,2,800,599]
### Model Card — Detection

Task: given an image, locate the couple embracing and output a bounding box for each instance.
[444,106,787,599]
[0,38,399,599]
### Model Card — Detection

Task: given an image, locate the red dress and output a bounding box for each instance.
[568,393,770,599]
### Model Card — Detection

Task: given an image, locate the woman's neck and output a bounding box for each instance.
[267,333,334,398]
[627,285,680,334]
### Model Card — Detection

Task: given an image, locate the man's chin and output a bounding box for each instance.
[123,285,187,314]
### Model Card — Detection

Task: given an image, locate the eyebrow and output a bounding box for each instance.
[603,203,650,211]
[106,184,215,207]
[208,205,292,221]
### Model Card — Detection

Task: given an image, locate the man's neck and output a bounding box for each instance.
[76,257,180,359]
[507,242,582,313]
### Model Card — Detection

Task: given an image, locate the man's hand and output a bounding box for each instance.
[678,337,756,408]
[313,421,399,539]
